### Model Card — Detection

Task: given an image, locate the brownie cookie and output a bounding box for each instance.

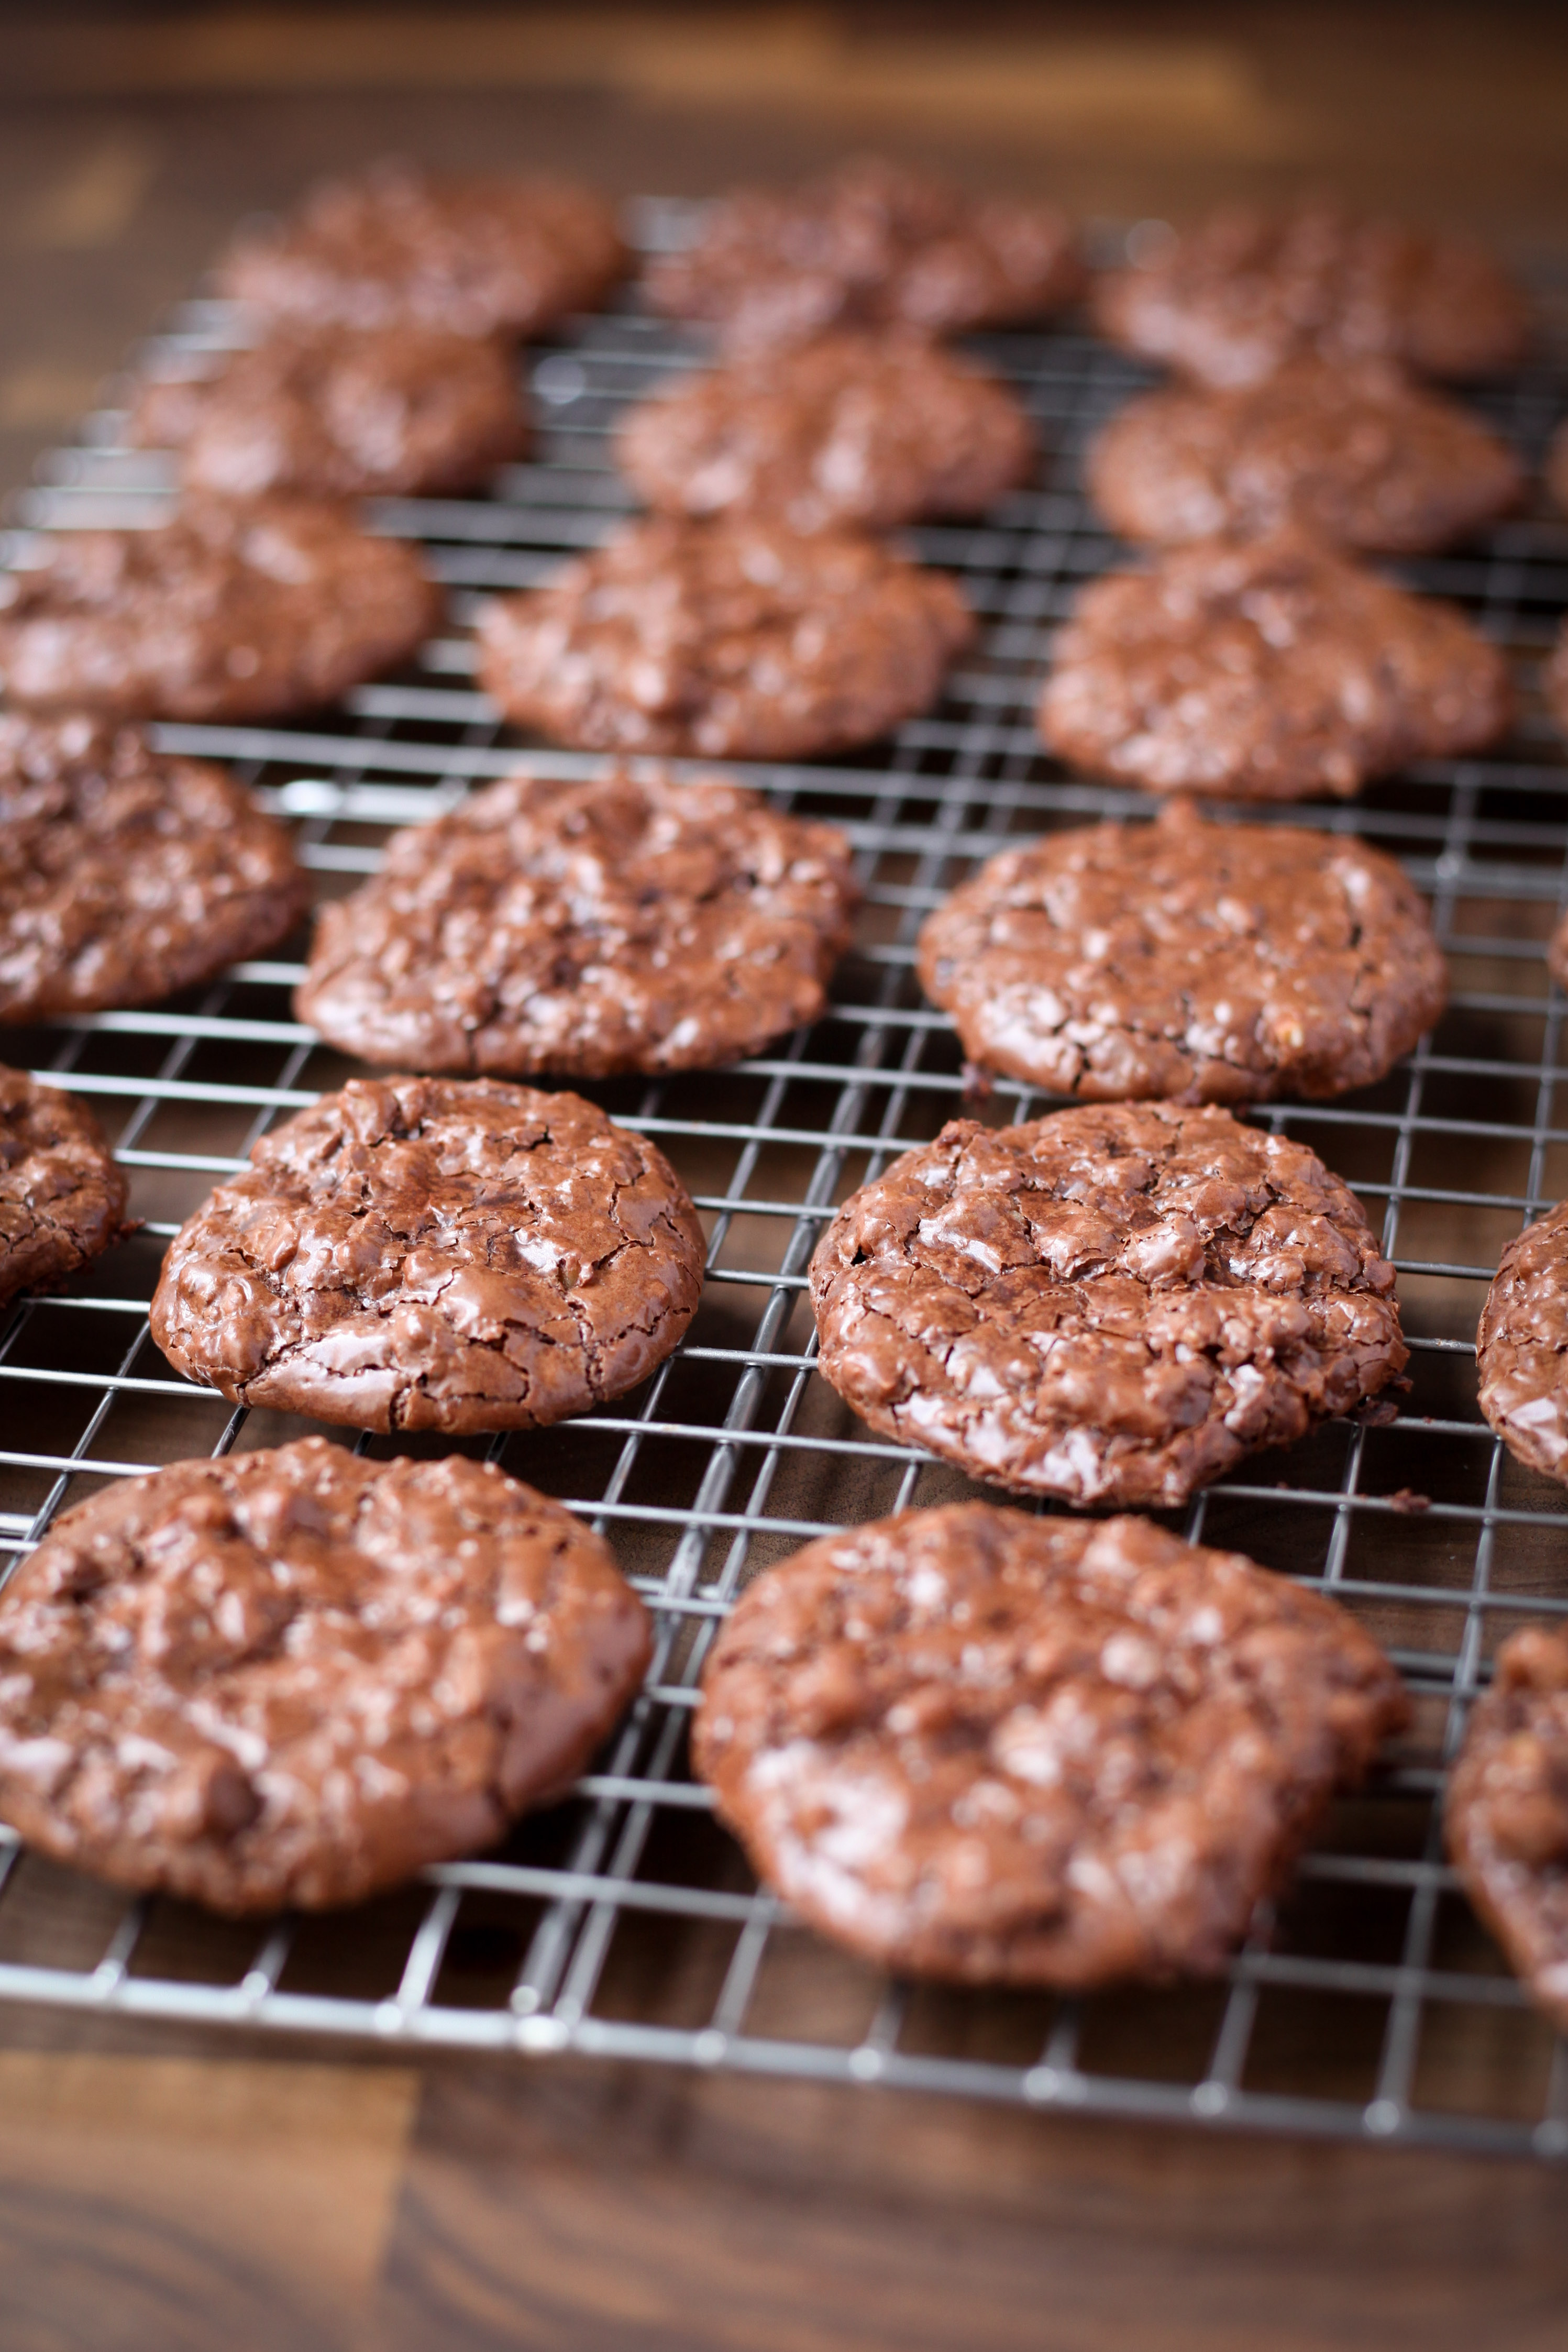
[0,1065,128,1315]
[0,499,440,723]
[916,800,1446,1104]
[1,715,308,1023]
[0,1438,650,1913]
[296,766,858,1078]
[1447,1625,1568,2031]
[809,1100,1405,1508]
[128,326,529,501]
[1088,360,1521,555]
[217,160,626,339]
[1092,202,1529,387]
[616,333,1034,536]
[150,1076,704,1434]
[1475,1199,1568,1483]
[696,1503,1407,1985]
[477,517,974,760]
[645,156,1082,351]
[1039,530,1512,800]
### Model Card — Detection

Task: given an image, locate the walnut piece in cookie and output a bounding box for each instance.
[0,714,308,1023]
[127,325,530,500]
[616,333,1034,535]
[0,1064,128,1313]
[215,160,626,338]
[0,1438,651,1914]
[1475,1199,1568,1484]
[1446,1625,1568,2031]
[296,766,858,1078]
[644,156,1082,351]
[695,1502,1408,1985]
[809,1100,1406,1509]
[0,499,441,723]
[150,1076,705,1434]
[1087,360,1521,555]
[1038,530,1511,801]
[477,516,974,761]
[916,800,1446,1103]
[1091,202,1529,387]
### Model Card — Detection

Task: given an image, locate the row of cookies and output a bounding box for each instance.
[4,1053,1562,2026]
[0,710,1453,1106]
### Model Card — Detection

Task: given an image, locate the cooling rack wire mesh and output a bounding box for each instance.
[4,203,1568,2161]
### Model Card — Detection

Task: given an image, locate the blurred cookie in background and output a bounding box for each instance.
[645,156,1082,350]
[1039,529,1512,800]
[1092,200,1529,387]
[127,325,531,500]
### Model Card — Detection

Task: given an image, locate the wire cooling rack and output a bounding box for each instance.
[4,204,1568,2161]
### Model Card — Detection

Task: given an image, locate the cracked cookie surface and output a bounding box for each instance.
[1038,529,1511,800]
[216,161,626,338]
[616,332,1034,535]
[1088,360,1521,554]
[916,800,1446,1103]
[696,1502,1407,1985]
[0,1063,128,1312]
[0,1438,651,1913]
[1,715,308,1022]
[644,156,1081,350]
[0,498,441,723]
[150,1076,704,1433]
[477,515,974,760]
[128,324,531,500]
[1476,1198,1568,1484]
[809,1100,1405,1508]
[1447,1624,1568,2031]
[296,766,859,1078]
[1091,201,1529,387]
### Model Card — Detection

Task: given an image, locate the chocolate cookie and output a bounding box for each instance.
[1088,360,1521,554]
[645,156,1082,351]
[150,1076,704,1434]
[0,499,440,723]
[477,517,974,760]
[809,1100,1405,1508]
[695,1502,1408,1986]
[916,800,1446,1103]
[296,766,858,1078]
[127,325,529,500]
[1,715,308,1023]
[0,1438,650,1914]
[1446,1625,1568,2031]
[217,160,626,339]
[1092,202,1529,387]
[616,333,1034,536]
[0,1064,128,1314]
[1038,530,1512,801]
[1475,1199,1568,1483]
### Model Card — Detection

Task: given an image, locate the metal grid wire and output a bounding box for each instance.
[4,202,1568,2160]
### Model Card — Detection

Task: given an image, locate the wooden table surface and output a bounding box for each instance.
[3,8,1568,2345]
